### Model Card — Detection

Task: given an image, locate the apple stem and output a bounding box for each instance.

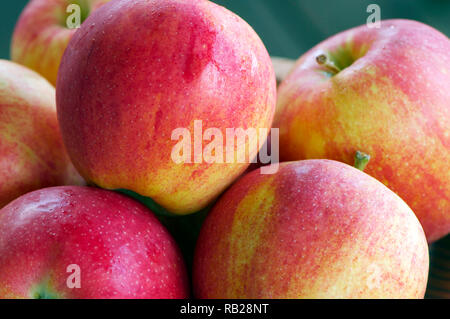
[316,54,341,75]
[354,151,370,171]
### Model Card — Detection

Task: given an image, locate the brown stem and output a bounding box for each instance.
[316,54,340,75]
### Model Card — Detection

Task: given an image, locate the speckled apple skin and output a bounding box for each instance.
[274,20,450,242]
[11,0,111,85]
[193,160,429,299]
[0,186,189,299]
[56,0,276,215]
[0,60,83,208]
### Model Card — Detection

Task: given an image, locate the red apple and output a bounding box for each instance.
[274,19,450,242]
[194,160,429,298]
[0,186,189,299]
[56,0,276,215]
[11,0,111,85]
[0,59,82,208]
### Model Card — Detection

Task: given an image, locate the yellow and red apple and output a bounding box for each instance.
[56,0,276,215]
[194,160,429,298]
[275,20,450,242]
[11,0,111,85]
[0,59,82,208]
[0,186,189,299]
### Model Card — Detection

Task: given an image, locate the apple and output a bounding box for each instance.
[56,0,276,215]
[0,186,189,299]
[274,19,450,243]
[193,160,429,298]
[0,59,83,208]
[11,0,111,85]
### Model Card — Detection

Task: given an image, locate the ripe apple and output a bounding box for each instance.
[0,186,189,299]
[11,0,111,85]
[0,60,82,208]
[274,19,450,242]
[56,0,276,215]
[193,160,429,298]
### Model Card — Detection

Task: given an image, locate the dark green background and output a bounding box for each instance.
[1,0,449,61]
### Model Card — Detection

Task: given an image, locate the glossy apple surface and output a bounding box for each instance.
[11,0,110,85]
[0,186,189,299]
[56,0,276,215]
[274,19,450,242]
[194,160,429,298]
[0,60,82,208]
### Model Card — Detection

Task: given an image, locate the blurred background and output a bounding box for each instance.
[1,0,449,61]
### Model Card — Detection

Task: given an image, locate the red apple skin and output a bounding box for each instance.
[0,186,189,299]
[56,0,276,215]
[0,60,83,208]
[11,0,111,85]
[274,20,450,243]
[193,160,429,299]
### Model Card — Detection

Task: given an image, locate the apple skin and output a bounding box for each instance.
[0,186,189,299]
[274,19,450,243]
[56,0,276,215]
[193,160,429,299]
[11,0,111,85]
[0,60,83,208]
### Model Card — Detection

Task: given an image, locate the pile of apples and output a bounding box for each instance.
[0,0,448,299]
